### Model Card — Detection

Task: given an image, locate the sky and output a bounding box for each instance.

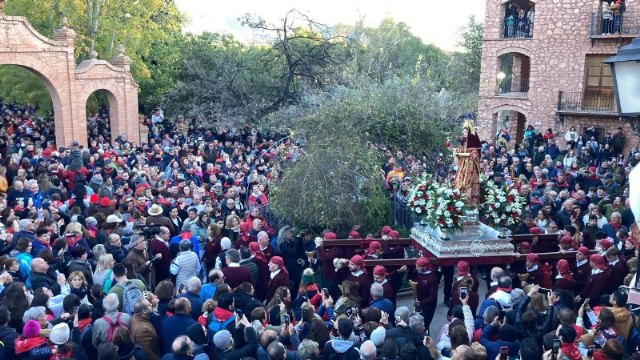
[174,0,486,51]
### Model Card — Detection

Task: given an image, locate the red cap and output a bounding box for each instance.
[373,265,386,276]
[577,247,590,256]
[100,197,111,207]
[270,256,288,274]
[89,194,99,205]
[590,254,607,270]
[589,166,596,173]
[520,242,531,250]
[556,259,572,279]
[529,227,543,235]
[249,242,260,252]
[270,256,284,266]
[388,230,400,239]
[527,253,539,263]
[369,241,382,251]
[348,230,361,239]
[599,238,613,250]
[324,232,336,240]
[457,260,470,276]
[560,235,574,245]
[350,255,365,267]
[381,226,392,235]
[416,256,430,267]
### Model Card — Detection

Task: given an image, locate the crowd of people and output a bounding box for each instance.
[0,100,638,360]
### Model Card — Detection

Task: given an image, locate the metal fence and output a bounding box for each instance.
[590,10,640,36]
[503,14,534,39]
[557,91,616,113]
[496,76,530,97]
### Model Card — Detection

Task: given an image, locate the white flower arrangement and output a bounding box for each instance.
[407,174,465,231]
[479,175,525,229]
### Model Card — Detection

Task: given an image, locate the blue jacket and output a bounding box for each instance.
[370,297,394,316]
[160,313,197,354]
[169,234,200,255]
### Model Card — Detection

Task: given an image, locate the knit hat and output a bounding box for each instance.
[187,323,208,345]
[323,232,336,240]
[590,254,607,270]
[577,247,590,256]
[89,194,99,204]
[301,268,315,284]
[85,217,97,227]
[213,329,233,349]
[456,260,470,276]
[49,323,70,345]
[350,255,365,268]
[526,253,539,263]
[373,265,386,277]
[381,226,392,235]
[23,320,41,339]
[100,197,111,207]
[370,326,386,346]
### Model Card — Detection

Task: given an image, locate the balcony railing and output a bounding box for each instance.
[503,14,534,39]
[496,76,529,97]
[557,91,616,114]
[590,10,640,36]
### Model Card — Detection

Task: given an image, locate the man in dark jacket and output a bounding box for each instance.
[233,282,263,317]
[211,316,257,360]
[106,233,126,263]
[161,298,197,354]
[30,258,63,294]
[178,277,204,320]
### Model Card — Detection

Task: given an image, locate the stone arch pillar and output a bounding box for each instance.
[0,11,139,147]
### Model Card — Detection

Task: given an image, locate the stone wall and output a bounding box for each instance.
[477,0,639,153]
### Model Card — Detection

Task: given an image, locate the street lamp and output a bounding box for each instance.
[603,37,640,116]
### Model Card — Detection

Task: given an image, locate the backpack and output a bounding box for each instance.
[117,281,143,314]
[102,313,127,342]
[208,315,235,332]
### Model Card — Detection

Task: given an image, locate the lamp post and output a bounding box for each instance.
[604,37,640,134]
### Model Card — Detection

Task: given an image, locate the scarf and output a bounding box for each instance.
[560,343,582,360]
[71,286,87,300]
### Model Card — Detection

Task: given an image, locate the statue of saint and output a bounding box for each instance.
[453,120,482,206]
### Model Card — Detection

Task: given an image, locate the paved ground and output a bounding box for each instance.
[396,275,489,335]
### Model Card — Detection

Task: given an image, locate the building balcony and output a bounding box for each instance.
[557,91,617,116]
[590,10,640,38]
[496,76,529,97]
[502,15,534,39]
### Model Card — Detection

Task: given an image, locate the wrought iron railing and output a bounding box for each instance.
[590,10,640,36]
[557,91,616,113]
[503,14,534,39]
[496,76,530,97]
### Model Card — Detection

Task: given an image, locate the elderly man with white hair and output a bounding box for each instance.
[360,340,377,360]
[178,276,203,319]
[92,293,131,348]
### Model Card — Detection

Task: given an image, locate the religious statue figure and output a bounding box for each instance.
[453,120,482,206]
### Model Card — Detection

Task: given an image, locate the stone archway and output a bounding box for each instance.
[0,8,139,147]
